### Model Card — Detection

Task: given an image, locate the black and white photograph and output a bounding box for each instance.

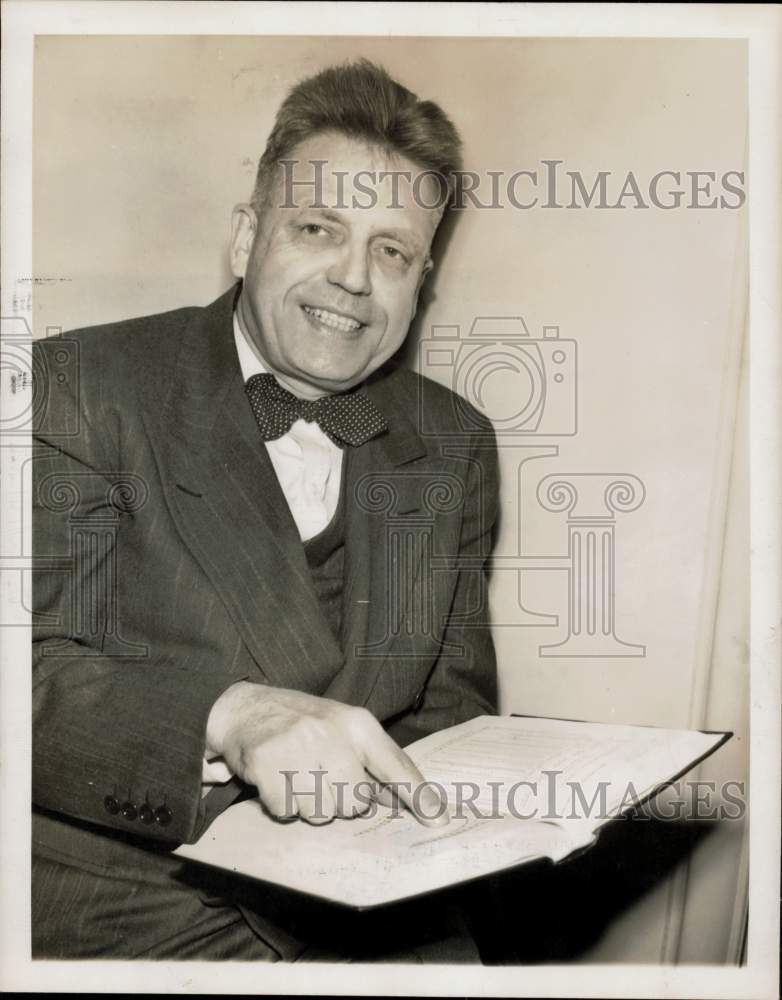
[1,2,779,996]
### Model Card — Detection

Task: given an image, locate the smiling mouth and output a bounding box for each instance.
[302,305,365,334]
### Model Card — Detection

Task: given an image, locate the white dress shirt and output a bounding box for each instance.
[233,313,344,542]
[202,314,346,786]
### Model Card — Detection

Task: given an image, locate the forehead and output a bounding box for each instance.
[269,131,443,241]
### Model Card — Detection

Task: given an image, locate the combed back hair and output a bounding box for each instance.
[251,59,463,212]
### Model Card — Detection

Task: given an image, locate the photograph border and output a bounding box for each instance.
[1,3,779,996]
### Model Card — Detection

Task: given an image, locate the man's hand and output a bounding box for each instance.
[206,682,448,827]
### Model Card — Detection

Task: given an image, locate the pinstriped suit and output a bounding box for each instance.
[31,284,499,959]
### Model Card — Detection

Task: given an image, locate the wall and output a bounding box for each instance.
[33,35,748,963]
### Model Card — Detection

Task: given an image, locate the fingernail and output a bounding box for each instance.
[419,790,450,826]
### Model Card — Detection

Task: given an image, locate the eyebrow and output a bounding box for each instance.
[301,208,346,226]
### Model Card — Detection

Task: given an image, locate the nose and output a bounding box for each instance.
[326,240,371,296]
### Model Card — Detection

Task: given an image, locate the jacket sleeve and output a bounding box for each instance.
[31,337,240,844]
[385,425,499,748]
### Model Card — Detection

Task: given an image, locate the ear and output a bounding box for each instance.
[229,204,258,279]
[410,254,434,320]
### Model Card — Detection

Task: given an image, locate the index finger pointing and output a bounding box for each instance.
[359,728,449,827]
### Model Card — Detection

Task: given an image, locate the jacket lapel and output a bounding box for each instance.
[148,286,344,693]
[324,371,449,712]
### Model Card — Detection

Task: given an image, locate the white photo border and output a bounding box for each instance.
[1,3,779,997]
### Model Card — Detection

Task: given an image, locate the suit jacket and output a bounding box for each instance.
[31,284,498,874]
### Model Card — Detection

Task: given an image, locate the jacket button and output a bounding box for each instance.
[103,795,120,815]
[154,805,173,827]
[139,803,155,824]
[121,801,138,821]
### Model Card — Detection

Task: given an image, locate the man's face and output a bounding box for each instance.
[230,132,442,399]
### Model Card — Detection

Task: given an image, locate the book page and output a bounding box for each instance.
[407,716,725,835]
[175,795,572,909]
[175,715,725,908]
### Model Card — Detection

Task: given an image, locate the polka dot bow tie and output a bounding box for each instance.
[245,372,388,448]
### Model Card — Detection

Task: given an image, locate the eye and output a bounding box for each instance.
[301,223,327,236]
[379,244,408,264]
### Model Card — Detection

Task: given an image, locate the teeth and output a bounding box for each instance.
[304,306,362,333]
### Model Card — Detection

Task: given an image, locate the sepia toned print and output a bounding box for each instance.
[1,6,779,999]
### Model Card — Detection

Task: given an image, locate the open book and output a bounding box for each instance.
[175,715,729,909]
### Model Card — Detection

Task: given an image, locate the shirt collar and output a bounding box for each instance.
[232,311,270,382]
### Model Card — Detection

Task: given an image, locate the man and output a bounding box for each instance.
[32,60,499,960]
